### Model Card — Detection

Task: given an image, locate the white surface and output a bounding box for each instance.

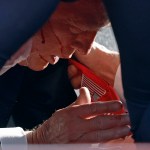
[0,127,27,150]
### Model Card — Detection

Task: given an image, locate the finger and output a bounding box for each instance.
[76,87,91,105]
[71,75,82,89]
[77,126,130,143]
[83,114,130,132]
[68,64,82,89]
[71,101,123,117]
[68,64,78,79]
[69,87,91,106]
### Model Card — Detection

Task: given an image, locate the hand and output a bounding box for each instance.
[26,87,130,143]
[72,42,120,87]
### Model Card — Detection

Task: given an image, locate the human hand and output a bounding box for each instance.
[26,87,130,144]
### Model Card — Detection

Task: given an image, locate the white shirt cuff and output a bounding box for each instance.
[0,127,27,150]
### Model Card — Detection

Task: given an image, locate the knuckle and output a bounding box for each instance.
[100,102,111,113]
[67,106,78,116]
[104,103,110,112]
[89,103,98,114]
[104,102,114,112]
[53,109,71,124]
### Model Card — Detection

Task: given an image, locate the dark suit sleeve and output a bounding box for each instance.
[103,0,150,142]
[0,0,59,68]
[12,60,77,130]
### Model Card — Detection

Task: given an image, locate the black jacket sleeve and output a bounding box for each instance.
[0,0,60,68]
[103,0,150,142]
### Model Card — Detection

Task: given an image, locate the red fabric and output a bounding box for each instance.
[69,59,125,114]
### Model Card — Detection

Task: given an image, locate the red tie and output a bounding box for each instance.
[69,59,125,114]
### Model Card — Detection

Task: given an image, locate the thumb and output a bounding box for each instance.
[74,87,91,105]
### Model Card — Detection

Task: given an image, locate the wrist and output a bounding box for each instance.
[25,131,34,144]
[25,128,41,144]
[26,121,49,144]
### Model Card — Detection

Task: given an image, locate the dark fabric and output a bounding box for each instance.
[0,0,59,68]
[103,0,150,142]
[13,59,77,129]
[61,0,77,2]
[0,60,76,129]
[0,65,25,127]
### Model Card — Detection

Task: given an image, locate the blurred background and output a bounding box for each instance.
[95,25,118,52]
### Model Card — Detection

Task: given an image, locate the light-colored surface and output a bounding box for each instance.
[0,127,27,150]
[95,26,118,52]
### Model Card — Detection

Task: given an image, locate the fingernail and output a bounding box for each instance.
[112,101,123,110]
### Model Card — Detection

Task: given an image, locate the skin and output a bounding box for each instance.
[68,42,120,88]
[21,0,131,143]
[27,87,130,143]
[20,0,108,70]
[68,42,128,111]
